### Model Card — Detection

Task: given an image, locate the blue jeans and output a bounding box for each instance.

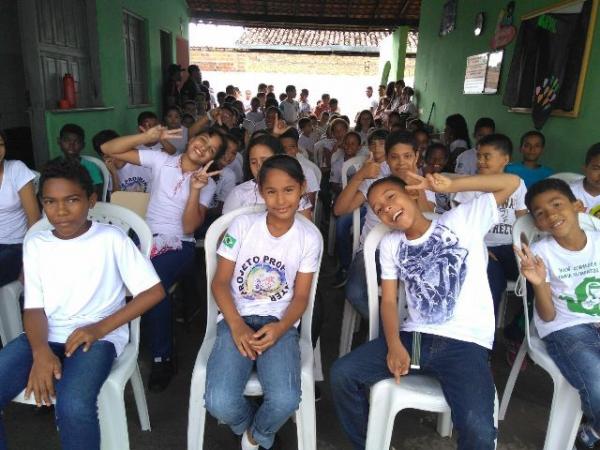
[205,316,301,449]
[330,332,496,450]
[544,323,600,431]
[487,244,519,315]
[345,250,380,320]
[0,333,115,450]
[145,241,195,359]
[335,207,367,271]
[0,244,22,287]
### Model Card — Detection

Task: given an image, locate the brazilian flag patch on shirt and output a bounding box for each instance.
[222,233,237,249]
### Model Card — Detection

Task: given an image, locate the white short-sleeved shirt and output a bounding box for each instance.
[449,139,469,153]
[455,179,527,247]
[298,134,315,158]
[117,163,152,193]
[532,231,600,338]
[217,212,320,322]
[380,193,500,349]
[212,166,237,206]
[140,150,216,240]
[23,222,160,356]
[455,148,477,175]
[280,100,300,125]
[246,111,265,124]
[222,179,312,214]
[570,179,600,215]
[297,157,320,194]
[0,160,35,244]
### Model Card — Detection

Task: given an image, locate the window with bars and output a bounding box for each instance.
[123,11,148,105]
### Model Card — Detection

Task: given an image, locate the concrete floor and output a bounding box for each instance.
[3,252,558,450]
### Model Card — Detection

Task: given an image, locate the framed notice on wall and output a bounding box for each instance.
[464,51,504,94]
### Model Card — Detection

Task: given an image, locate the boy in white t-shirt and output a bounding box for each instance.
[334,130,435,316]
[455,134,528,316]
[517,178,600,449]
[0,158,163,450]
[101,124,224,392]
[570,143,600,218]
[331,171,520,450]
[136,111,176,155]
[455,117,495,176]
[279,85,300,126]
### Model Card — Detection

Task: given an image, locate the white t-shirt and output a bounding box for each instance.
[23,222,160,356]
[455,179,527,247]
[380,193,499,349]
[167,126,189,155]
[314,138,336,168]
[217,212,320,321]
[449,139,468,153]
[532,231,600,338]
[136,142,164,152]
[246,111,265,124]
[455,148,477,175]
[212,166,237,207]
[299,101,311,116]
[117,163,152,193]
[140,150,216,241]
[280,100,300,125]
[223,179,311,214]
[398,102,417,116]
[570,179,600,215]
[297,157,320,194]
[367,96,379,111]
[230,153,244,184]
[0,160,35,244]
[298,134,315,159]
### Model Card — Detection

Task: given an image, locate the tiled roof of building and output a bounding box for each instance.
[234,28,418,53]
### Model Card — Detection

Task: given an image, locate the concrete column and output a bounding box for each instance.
[391,26,409,81]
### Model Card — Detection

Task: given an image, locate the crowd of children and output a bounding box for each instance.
[1,74,600,450]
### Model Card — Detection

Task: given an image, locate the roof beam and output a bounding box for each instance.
[189,12,418,30]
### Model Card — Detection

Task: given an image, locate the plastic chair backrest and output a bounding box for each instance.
[549,172,584,183]
[300,156,322,186]
[110,191,151,218]
[26,202,153,347]
[512,213,600,349]
[365,213,441,341]
[81,155,110,202]
[202,205,323,348]
[342,155,367,255]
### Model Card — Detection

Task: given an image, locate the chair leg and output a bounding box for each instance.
[436,411,453,437]
[327,212,336,257]
[187,372,208,450]
[366,383,396,450]
[496,290,508,329]
[98,380,130,450]
[543,378,582,450]
[499,342,527,420]
[131,364,151,431]
[339,301,358,357]
[313,338,324,382]
[295,378,317,450]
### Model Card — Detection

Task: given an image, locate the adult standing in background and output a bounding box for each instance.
[163,64,184,111]
[181,64,209,106]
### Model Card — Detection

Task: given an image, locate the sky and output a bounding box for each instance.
[188,23,244,48]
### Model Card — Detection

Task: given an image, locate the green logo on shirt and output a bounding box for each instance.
[222,233,237,249]
[559,277,600,316]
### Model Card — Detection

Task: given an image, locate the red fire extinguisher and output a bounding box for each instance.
[63,74,76,108]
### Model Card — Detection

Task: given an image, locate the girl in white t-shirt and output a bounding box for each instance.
[222,133,313,219]
[101,125,225,392]
[570,143,600,217]
[0,131,41,286]
[206,155,321,450]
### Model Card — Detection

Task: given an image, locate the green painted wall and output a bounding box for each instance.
[45,0,189,159]
[414,0,599,171]
[391,27,409,81]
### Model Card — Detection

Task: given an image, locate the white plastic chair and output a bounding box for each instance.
[82,155,110,202]
[499,213,600,449]
[496,280,516,330]
[298,156,322,226]
[0,281,24,345]
[338,155,367,357]
[110,191,151,219]
[187,205,323,450]
[549,172,584,183]
[11,202,154,450]
[363,223,498,449]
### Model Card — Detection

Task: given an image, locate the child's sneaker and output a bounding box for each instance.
[576,423,600,449]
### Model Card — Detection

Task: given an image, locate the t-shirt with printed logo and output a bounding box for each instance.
[569,178,600,217]
[217,212,321,322]
[531,231,600,338]
[454,179,527,247]
[379,193,499,349]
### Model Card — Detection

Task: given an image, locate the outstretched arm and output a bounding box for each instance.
[101,126,182,166]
